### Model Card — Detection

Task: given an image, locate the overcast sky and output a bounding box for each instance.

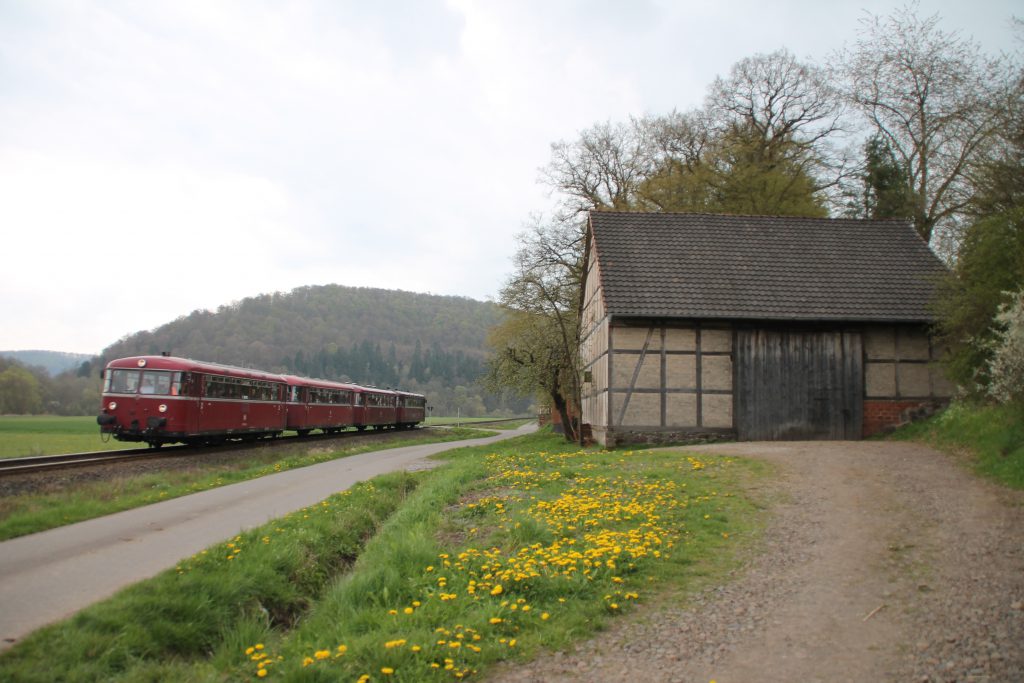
[1,0,1019,354]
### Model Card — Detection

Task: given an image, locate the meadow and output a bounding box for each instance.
[0,416,527,459]
[0,415,138,458]
[0,430,766,682]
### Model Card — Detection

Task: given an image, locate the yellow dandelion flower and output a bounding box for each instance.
[257,669,268,678]
[490,584,503,596]
[315,649,331,660]
[541,612,550,620]
[404,607,414,615]
[381,667,395,675]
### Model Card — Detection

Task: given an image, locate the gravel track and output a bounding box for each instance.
[489,441,1024,683]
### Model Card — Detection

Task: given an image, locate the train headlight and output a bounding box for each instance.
[158,404,168,413]
[108,401,117,411]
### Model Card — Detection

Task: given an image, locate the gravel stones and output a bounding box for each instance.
[487,441,1024,683]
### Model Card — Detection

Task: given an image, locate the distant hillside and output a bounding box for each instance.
[0,350,92,376]
[99,285,527,416]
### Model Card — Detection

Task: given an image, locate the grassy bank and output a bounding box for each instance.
[0,427,494,541]
[890,401,1024,489]
[0,416,139,458]
[0,431,765,682]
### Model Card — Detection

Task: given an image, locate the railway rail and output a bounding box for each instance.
[0,418,532,476]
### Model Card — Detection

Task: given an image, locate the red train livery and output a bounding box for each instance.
[97,355,426,447]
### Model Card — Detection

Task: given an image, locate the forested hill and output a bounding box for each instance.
[0,350,92,376]
[99,285,524,416]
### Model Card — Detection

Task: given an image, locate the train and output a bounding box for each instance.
[96,355,427,447]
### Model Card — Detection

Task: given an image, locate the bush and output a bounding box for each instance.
[988,288,1024,406]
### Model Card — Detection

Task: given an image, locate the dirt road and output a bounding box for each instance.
[490,441,1024,683]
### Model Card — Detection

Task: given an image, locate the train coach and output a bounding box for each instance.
[97,355,426,447]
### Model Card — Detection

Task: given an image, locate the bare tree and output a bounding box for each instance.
[708,48,845,160]
[539,120,654,219]
[486,216,584,441]
[840,5,1010,245]
[706,48,850,204]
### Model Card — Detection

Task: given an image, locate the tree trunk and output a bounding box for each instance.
[550,388,577,442]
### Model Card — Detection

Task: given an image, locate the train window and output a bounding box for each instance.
[171,372,189,396]
[140,371,173,395]
[205,376,228,398]
[108,369,140,394]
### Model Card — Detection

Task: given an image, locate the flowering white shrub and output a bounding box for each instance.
[987,288,1024,406]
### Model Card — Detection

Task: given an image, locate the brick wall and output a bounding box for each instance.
[862,399,946,437]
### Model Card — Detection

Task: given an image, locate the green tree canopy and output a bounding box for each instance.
[934,209,1024,393]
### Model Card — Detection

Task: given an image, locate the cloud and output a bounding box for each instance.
[1,0,1019,352]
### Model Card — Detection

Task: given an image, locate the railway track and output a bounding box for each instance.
[0,418,532,476]
[0,446,193,475]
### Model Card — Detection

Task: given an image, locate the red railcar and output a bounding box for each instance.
[98,355,427,446]
[396,391,427,427]
[354,387,399,429]
[97,356,287,447]
[284,376,357,435]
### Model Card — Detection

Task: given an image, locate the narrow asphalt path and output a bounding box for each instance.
[0,423,537,650]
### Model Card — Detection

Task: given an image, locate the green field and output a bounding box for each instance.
[0,415,139,458]
[0,416,532,459]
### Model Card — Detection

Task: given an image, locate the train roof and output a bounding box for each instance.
[105,356,287,383]
[106,356,423,398]
[281,375,359,391]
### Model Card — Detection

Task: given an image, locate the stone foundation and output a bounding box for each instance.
[597,427,735,448]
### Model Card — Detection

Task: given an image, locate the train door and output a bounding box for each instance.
[178,371,199,435]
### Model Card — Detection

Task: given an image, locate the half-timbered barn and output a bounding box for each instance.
[579,211,955,446]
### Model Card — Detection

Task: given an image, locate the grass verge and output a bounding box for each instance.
[0,429,765,682]
[888,401,1024,489]
[0,428,494,541]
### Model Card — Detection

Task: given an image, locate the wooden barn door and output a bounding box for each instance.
[735,329,863,440]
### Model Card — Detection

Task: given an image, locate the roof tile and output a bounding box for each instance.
[588,211,947,323]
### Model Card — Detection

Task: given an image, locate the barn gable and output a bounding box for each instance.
[579,211,953,446]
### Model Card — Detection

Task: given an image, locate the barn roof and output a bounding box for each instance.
[588,211,948,323]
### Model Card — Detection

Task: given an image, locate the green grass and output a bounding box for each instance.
[0,427,495,541]
[424,417,531,427]
[0,416,529,458]
[0,430,767,682]
[889,401,1024,489]
[0,416,139,458]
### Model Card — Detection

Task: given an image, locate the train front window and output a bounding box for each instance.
[140,371,173,395]
[107,369,140,394]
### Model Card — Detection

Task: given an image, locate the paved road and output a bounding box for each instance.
[0,423,537,650]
